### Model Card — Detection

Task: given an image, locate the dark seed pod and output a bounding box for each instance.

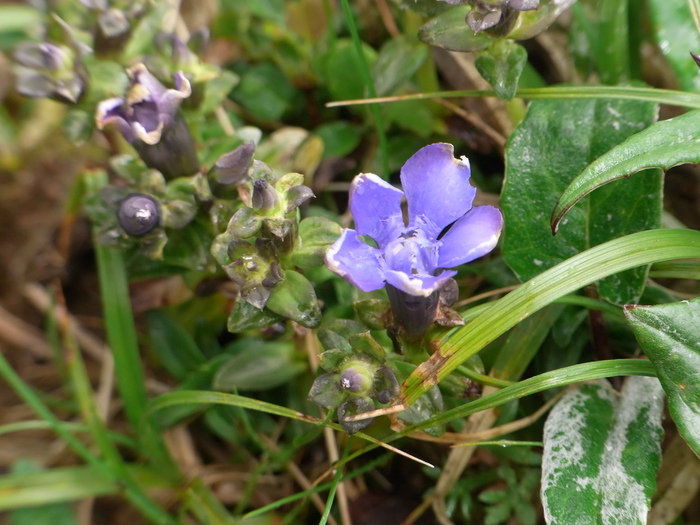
[118,194,159,236]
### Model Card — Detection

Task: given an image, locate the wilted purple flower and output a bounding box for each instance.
[326,142,503,306]
[96,63,199,179]
[13,42,87,104]
[79,0,145,57]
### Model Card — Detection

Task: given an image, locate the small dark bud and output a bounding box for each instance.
[286,185,315,212]
[252,179,279,210]
[374,366,400,404]
[117,194,159,236]
[208,141,256,197]
[262,263,284,288]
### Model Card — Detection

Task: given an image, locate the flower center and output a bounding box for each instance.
[383,229,436,277]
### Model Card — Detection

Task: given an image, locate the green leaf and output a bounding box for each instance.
[322,39,377,102]
[201,70,240,114]
[503,96,662,304]
[624,297,700,457]
[418,5,494,52]
[541,377,665,525]
[0,463,169,511]
[552,109,700,232]
[314,121,363,159]
[61,110,93,145]
[265,270,321,327]
[475,40,528,101]
[227,299,282,332]
[147,310,205,380]
[372,36,428,97]
[648,0,700,93]
[231,62,300,122]
[0,6,42,50]
[289,216,342,270]
[213,340,305,391]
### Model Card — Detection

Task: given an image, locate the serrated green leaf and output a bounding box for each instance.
[541,377,665,525]
[624,297,700,457]
[503,96,661,304]
[552,109,700,232]
[201,70,240,114]
[231,62,300,121]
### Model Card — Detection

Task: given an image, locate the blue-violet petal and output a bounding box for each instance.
[325,229,386,292]
[401,143,476,236]
[349,173,404,248]
[437,205,504,268]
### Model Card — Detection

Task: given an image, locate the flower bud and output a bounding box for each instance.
[208,141,256,198]
[286,185,315,212]
[339,360,376,396]
[251,178,279,211]
[117,193,160,236]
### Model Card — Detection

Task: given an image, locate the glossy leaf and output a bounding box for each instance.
[648,0,700,93]
[503,96,661,304]
[541,377,665,524]
[624,297,700,457]
[289,216,342,270]
[552,109,700,232]
[265,269,322,327]
[227,299,282,332]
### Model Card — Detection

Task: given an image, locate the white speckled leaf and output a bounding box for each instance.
[542,377,665,525]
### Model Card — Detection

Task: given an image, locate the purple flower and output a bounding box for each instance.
[13,42,87,104]
[96,63,199,179]
[326,143,503,298]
